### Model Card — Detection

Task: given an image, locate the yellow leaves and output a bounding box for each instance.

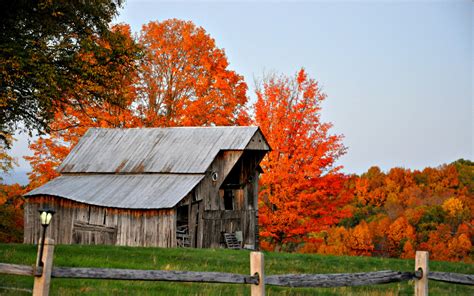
[346,221,374,256]
[442,197,464,218]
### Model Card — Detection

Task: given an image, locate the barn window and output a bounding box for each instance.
[223,189,234,210]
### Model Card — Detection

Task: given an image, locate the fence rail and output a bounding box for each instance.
[51,267,260,284]
[428,272,474,285]
[0,242,473,296]
[266,270,416,287]
[0,263,33,276]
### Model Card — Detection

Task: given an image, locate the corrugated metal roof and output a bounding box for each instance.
[25,174,204,209]
[58,126,265,174]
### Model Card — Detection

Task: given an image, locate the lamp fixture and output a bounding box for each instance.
[37,208,55,267]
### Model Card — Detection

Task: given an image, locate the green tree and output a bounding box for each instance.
[0,0,141,146]
[452,159,474,194]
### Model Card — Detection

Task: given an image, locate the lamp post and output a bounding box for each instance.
[38,208,55,267]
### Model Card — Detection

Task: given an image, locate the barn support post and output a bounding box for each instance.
[415,251,429,296]
[250,251,265,296]
[33,238,55,296]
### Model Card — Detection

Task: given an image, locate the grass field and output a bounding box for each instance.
[0,244,472,295]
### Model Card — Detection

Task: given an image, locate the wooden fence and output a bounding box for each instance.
[0,239,472,296]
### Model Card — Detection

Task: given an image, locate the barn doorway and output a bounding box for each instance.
[176,205,190,247]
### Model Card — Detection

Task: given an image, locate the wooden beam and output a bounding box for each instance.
[250,252,265,296]
[51,267,259,285]
[429,271,474,285]
[415,251,429,296]
[0,263,34,276]
[265,270,414,287]
[33,238,55,296]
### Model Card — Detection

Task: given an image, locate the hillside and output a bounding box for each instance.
[0,244,472,295]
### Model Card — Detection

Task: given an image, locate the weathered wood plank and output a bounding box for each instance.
[265,270,414,287]
[73,221,117,233]
[429,272,474,285]
[51,267,259,285]
[0,263,34,276]
[250,252,264,296]
[33,238,55,296]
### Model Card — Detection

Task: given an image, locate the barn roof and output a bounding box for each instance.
[26,126,270,209]
[58,126,269,174]
[25,174,204,209]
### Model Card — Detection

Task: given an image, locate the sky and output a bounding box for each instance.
[3,0,473,185]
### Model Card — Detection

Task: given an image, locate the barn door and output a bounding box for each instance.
[189,200,202,248]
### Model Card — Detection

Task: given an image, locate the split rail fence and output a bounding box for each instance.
[0,238,472,296]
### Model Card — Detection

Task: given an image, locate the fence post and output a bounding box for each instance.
[415,250,429,296]
[250,251,265,296]
[33,238,55,296]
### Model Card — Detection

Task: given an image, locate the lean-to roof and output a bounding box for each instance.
[25,174,204,209]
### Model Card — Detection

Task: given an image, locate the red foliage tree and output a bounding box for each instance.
[254,68,351,251]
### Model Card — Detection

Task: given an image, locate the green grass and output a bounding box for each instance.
[0,244,472,295]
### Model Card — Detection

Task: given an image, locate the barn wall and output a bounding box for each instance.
[24,196,176,247]
[195,150,264,248]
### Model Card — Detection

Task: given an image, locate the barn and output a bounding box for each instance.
[23,126,270,249]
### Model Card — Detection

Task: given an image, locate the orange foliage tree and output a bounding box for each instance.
[317,227,349,255]
[136,19,248,127]
[0,183,25,242]
[346,220,374,256]
[26,20,249,189]
[25,24,139,189]
[255,68,351,251]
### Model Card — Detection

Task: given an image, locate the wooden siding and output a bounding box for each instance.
[24,196,176,247]
[192,149,264,248]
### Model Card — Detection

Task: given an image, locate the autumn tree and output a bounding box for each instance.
[317,227,349,255]
[0,183,25,242]
[255,68,350,251]
[136,19,248,127]
[26,20,251,188]
[0,0,141,146]
[25,24,140,188]
[346,220,374,256]
[0,134,16,180]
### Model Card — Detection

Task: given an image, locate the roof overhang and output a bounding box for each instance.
[25,174,204,209]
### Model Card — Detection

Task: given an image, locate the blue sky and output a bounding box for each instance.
[4,1,473,185]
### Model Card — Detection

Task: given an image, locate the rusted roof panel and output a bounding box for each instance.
[25,174,204,209]
[58,126,267,174]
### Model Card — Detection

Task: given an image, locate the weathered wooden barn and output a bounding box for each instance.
[24,126,270,248]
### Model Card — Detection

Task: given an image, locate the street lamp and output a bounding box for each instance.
[38,208,55,267]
